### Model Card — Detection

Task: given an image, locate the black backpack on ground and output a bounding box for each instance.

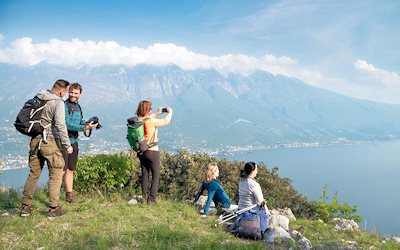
[14,96,47,137]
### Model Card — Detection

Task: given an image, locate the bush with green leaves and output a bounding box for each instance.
[315,185,363,223]
[74,152,136,194]
[158,149,314,218]
[72,149,363,220]
[0,187,22,209]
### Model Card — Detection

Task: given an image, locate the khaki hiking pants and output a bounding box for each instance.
[22,138,65,208]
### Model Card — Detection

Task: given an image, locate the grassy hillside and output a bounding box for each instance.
[0,188,399,250]
[1,150,399,249]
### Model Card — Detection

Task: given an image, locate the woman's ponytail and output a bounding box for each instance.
[240,162,257,178]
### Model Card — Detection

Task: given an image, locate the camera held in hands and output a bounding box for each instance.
[87,116,102,129]
[162,108,168,113]
[84,116,102,137]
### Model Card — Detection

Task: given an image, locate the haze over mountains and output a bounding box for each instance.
[1,62,400,161]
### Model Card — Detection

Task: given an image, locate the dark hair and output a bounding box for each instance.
[53,79,70,90]
[69,83,82,93]
[240,162,257,178]
[135,100,152,117]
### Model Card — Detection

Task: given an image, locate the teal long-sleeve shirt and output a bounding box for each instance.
[194,180,231,215]
[64,99,86,144]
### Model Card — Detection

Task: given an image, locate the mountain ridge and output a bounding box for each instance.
[1,62,400,159]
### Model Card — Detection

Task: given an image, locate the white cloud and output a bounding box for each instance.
[0,37,303,77]
[0,36,348,101]
[354,59,400,86]
[0,33,4,43]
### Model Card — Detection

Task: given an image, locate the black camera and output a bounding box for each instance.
[84,116,102,137]
[87,116,102,130]
[162,108,168,113]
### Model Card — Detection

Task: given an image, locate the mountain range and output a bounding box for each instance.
[1,62,400,159]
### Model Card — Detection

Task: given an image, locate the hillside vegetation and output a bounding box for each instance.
[1,150,399,249]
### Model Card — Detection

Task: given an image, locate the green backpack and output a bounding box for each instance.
[127,117,157,154]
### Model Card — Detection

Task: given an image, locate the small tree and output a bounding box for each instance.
[315,185,362,223]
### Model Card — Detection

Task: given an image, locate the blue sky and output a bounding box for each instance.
[1,0,400,103]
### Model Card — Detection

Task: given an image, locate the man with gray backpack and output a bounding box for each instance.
[19,79,73,218]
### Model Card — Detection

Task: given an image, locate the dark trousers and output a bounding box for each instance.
[139,150,160,200]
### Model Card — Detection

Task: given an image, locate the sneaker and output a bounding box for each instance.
[21,204,32,217]
[48,206,67,218]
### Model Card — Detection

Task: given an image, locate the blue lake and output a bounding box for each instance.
[1,141,399,236]
[1,167,49,188]
[220,141,400,236]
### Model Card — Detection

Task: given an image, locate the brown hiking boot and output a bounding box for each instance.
[296,226,305,234]
[65,191,83,203]
[48,205,67,218]
[21,204,32,217]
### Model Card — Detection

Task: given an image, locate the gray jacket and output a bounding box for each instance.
[36,90,71,150]
[238,177,264,210]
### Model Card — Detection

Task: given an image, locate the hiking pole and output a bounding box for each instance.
[211,203,259,228]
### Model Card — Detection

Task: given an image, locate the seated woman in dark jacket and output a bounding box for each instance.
[194,162,233,217]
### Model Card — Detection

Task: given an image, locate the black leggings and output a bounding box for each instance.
[139,150,160,200]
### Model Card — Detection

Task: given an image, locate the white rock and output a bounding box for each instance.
[271,207,296,221]
[2,212,9,216]
[266,214,289,231]
[263,227,295,243]
[331,218,359,231]
[392,236,400,244]
[195,195,215,208]
[298,236,312,249]
[128,197,138,205]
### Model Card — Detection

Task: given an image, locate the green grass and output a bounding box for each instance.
[0,187,399,250]
[290,219,400,250]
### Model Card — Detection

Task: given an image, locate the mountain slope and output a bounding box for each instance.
[1,63,400,156]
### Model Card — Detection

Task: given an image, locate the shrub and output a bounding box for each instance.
[158,149,315,218]
[72,149,318,218]
[74,152,136,194]
[315,185,363,223]
[0,186,22,209]
[159,149,213,200]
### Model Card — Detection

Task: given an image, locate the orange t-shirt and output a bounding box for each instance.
[142,112,172,151]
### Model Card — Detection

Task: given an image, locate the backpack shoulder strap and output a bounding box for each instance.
[76,102,83,119]
[142,117,158,148]
[65,100,73,114]
[65,99,83,119]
